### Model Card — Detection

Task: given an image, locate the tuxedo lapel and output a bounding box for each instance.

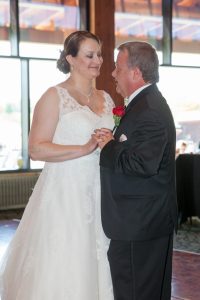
[123,84,158,114]
[114,84,157,136]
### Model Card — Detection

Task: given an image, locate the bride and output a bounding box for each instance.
[0,30,114,300]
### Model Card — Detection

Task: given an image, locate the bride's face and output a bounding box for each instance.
[71,38,103,79]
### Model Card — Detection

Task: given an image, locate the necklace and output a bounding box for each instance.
[73,86,93,104]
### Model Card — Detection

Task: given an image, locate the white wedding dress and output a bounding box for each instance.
[0,86,114,300]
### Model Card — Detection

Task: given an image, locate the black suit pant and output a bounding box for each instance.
[107,234,173,300]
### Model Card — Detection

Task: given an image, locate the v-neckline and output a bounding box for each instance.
[57,86,105,118]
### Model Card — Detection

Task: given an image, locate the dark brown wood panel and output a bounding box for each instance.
[90,0,123,105]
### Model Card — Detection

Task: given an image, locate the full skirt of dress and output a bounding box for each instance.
[0,156,113,300]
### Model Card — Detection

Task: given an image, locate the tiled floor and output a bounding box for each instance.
[0,219,200,300]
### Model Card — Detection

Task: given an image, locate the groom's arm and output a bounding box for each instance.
[100,110,167,177]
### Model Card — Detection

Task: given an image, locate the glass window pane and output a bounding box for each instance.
[19,0,80,58]
[0,0,11,55]
[172,1,200,66]
[29,59,66,169]
[158,66,200,153]
[115,0,162,61]
[0,58,21,170]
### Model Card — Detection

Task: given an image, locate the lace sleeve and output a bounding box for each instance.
[103,91,115,114]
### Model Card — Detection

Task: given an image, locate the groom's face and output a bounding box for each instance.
[112,49,134,98]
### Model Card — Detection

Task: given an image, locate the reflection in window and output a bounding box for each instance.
[115,0,162,53]
[0,58,21,171]
[0,0,10,55]
[29,59,66,169]
[172,0,200,66]
[158,66,200,153]
[19,0,80,58]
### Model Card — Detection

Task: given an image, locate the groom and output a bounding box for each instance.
[95,41,178,300]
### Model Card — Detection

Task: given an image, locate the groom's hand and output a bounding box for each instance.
[93,128,114,149]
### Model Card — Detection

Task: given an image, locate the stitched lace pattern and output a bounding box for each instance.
[55,86,114,117]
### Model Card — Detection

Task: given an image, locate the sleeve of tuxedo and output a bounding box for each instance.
[100,111,168,177]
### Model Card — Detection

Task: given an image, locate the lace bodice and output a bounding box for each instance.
[53,86,114,146]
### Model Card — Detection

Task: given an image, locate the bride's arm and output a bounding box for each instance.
[28,87,97,162]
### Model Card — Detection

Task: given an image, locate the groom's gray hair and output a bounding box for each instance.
[118,41,159,84]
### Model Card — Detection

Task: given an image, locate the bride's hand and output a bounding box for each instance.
[84,136,98,154]
[93,128,114,149]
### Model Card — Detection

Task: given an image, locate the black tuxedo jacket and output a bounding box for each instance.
[100,84,178,241]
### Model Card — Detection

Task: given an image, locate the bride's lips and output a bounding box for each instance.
[90,66,101,70]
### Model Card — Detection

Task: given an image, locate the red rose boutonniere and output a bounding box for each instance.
[112,105,125,131]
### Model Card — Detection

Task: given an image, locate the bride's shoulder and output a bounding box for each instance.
[54,83,68,94]
[53,84,72,102]
[36,86,59,107]
[99,90,115,108]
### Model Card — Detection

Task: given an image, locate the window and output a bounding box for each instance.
[114,0,200,153]
[0,0,10,55]
[1,1,200,171]
[29,59,66,169]
[0,0,83,171]
[172,0,200,66]
[0,58,21,170]
[19,0,80,58]
[158,66,200,152]
[115,0,163,59]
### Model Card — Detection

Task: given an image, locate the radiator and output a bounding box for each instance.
[0,172,40,210]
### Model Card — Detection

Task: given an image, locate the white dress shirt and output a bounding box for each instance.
[125,83,151,106]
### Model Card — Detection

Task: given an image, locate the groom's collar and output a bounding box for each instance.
[125,83,151,106]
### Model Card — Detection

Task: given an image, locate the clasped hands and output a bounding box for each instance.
[92,128,114,149]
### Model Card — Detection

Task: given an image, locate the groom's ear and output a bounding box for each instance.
[132,67,141,78]
[131,67,144,83]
